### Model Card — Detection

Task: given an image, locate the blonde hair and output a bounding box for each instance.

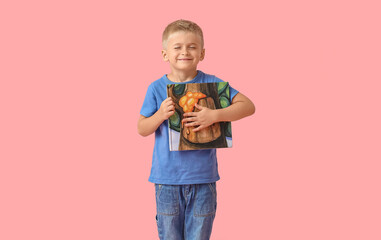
[162,19,204,49]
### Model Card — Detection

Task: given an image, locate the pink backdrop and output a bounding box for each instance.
[1,0,380,239]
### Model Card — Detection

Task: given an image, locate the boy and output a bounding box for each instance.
[138,19,255,240]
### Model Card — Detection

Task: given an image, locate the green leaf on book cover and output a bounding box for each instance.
[217,82,228,95]
[225,122,232,138]
[173,84,186,96]
[220,96,230,108]
[225,86,230,98]
[169,111,180,132]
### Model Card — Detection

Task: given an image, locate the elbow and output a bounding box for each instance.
[137,116,154,137]
[137,127,149,137]
[138,131,149,137]
[251,102,256,115]
[138,129,146,137]
[137,123,148,137]
[247,101,256,116]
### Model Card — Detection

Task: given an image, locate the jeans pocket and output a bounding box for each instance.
[194,183,217,217]
[156,184,179,216]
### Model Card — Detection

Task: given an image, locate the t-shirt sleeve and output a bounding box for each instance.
[140,83,158,118]
[214,76,239,102]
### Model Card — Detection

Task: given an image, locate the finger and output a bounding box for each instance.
[183,112,197,117]
[182,117,197,123]
[162,98,171,106]
[194,103,203,110]
[166,110,174,118]
[192,125,203,132]
[165,101,174,108]
[185,121,199,127]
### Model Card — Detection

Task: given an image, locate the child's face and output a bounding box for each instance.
[162,31,205,73]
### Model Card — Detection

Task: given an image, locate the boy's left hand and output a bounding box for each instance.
[182,103,217,132]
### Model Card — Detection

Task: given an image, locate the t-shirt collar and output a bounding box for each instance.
[163,70,203,84]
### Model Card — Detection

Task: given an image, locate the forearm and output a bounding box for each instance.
[214,102,253,122]
[138,112,164,137]
[214,93,255,122]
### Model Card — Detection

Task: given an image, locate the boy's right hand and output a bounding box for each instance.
[159,97,175,121]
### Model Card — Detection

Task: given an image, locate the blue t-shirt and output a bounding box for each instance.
[140,70,239,185]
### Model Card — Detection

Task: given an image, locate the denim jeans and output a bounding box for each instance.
[155,182,217,240]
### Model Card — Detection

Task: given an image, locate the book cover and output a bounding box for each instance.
[167,82,232,151]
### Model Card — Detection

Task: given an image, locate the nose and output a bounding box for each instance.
[181,47,189,55]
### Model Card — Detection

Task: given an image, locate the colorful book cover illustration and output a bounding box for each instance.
[167,82,232,151]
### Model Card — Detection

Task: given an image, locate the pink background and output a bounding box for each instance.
[1,0,380,239]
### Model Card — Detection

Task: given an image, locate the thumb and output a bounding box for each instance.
[195,103,204,110]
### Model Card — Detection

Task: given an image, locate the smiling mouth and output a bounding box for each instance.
[178,59,192,60]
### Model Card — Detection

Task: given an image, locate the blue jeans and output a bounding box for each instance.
[155,182,217,240]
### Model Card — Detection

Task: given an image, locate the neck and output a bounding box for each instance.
[167,69,198,83]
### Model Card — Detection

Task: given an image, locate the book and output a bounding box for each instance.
[167,82,232,151]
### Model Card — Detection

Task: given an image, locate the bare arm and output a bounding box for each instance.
[138,97,175,137]
[214,92,255,122]
[182,92,255,132]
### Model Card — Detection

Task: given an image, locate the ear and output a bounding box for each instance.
[162,49,169,62]
[200,48,205,61]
